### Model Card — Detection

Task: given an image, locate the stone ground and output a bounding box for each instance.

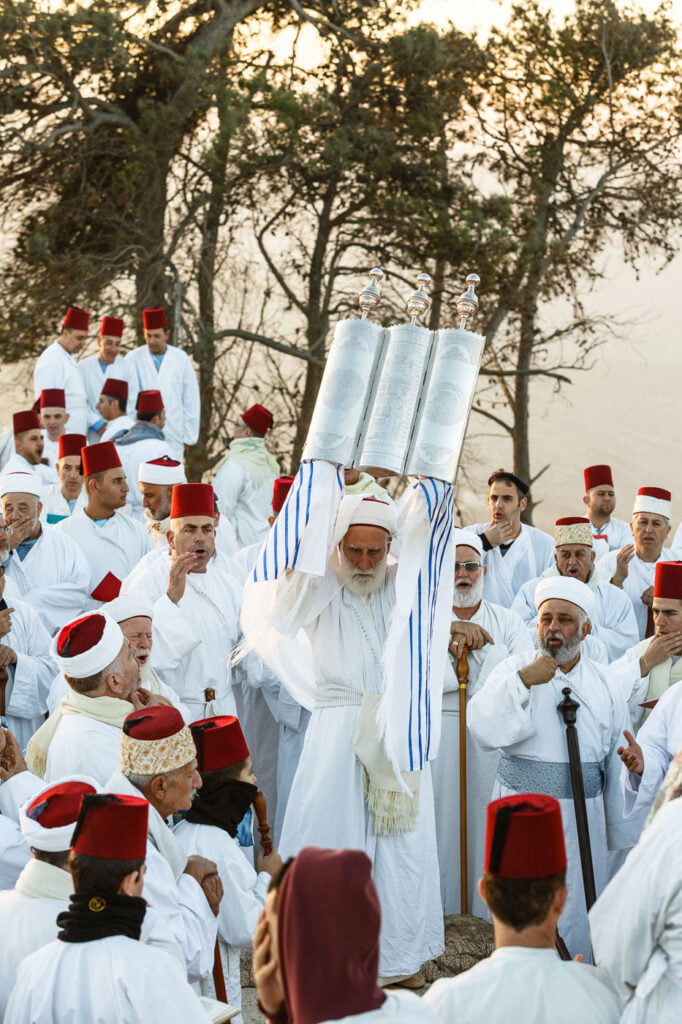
[239,914,494,1023]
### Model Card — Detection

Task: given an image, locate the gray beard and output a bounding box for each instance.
[337,551,388,597]
[537,632,582,665]
[452,576,485,609]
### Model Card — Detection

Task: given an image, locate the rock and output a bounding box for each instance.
[423,914,494,981]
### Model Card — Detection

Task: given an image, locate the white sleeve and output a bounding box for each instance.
[181,355,200,446]
[467,657,537,751]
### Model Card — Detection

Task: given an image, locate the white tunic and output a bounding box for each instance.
[622,681,682,818]
[124,344,200,458]
[5,935,212,1024]
[587,516,632,551]
[424,947,620,1024]
[174,818,269,1013]
[590,797,682,1023]
[2,451,58,489]
[1,598,55,751]
[511,570,639,662]
[469,523,555,608]
[4,528,90,633]
[431,600,529,916]
[114,433,175,522]
[212,444,278,549]
[33,342,88,435]
[467,652,634,958]
[45,714,123,785]
[321,992,437,1024]
[41,484,87,525]
[78,353,137,431]
[57,510,151,607]
[596,548,675,640]
[121,551,241,719]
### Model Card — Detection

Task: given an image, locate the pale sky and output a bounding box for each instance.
[412,0,682,35]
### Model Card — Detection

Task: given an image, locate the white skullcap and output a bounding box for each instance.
[347,495,398,535]
[534,577,596,621]
[51,612,124,678]
[0,472,42,499]
[18,776,99,852]
[104,595,154,624]
[138,456,186,486]
[453,528,483,557]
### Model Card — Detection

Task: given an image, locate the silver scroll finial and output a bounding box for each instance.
[456,273,480,330]
[358,268,384,320]
[406,272,432,326]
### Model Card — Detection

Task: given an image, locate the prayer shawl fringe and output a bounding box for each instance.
[353,693,420,835]
[26,690,132,778]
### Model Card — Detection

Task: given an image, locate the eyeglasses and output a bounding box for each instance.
[454,561,482,572]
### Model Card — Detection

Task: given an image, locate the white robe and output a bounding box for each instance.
[321,992,437,1024]
[124,344,200,458]
[424,947,620,1024]
[4,528,90,634]
[5,934,212,1024]
[33,342,88,435]
[78,353,138,432]
[467,651,634,958]
[45,713,123,785]
[46,663,190,720]
[622,681,682,818]
[122,551,241,719]
[213,449,278,549]
[41,484,86,525]
[431,600,529,916]
[174,819,269,1015]
[469,522,555,608]
[511,569,639,662]
[2,451,58,489]
[56,510,151,607]
[596,548,675,640]
[101,414,135,442]
[590,797,682,1023]
[588,516,632,552]
[114,434,175,522]
[0,598,55,751]
[41,435,59,469]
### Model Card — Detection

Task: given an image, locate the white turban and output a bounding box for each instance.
[0,472,42,499]
[335,494,398,545]
[18,776,99,852]
[453,528,483,557]
[51,613,124,679]
[534,577,596,621]
[104,595,154,624]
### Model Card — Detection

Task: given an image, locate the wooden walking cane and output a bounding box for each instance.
[457,646,470,915]
[252,790,274,855]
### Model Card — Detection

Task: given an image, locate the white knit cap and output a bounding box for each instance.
[0,472,42,499]
[138,457,186,486]
[632,487,672,520]
[534,577,596,621]
[51,613,125,678]
[19,776,99,852]
[453,528,483,557]
[104,595,154,624]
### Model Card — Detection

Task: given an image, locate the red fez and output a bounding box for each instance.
[555,517,590,527]
[62,306,90,332]
[71,793,148,860]
[654,561,682,600]
[81,441,122,477]
[190,716,249,772]
[58,434,87,460]
[101,378,128,401]
[99,316,124,338]
[583,465,613,491]
[39,389,66,410]
[484,793,566,879]
[27,781,96,829]
[123,704,186,741]
[136,390,164,414]
[170,482,214,520]
[272,476,294,514]
[142,307,167,330]
[13,410,41,436]
[241,404,273,435]
[56,613,106,658]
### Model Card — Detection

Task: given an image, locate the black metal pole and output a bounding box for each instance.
[557,686,597,911]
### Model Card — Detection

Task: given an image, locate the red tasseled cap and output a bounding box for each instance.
[190,716,250,771]
[170,482,214,520]
[13,410,40,436]
[484,793,566,878]
[27,781,97,828]
[123,705,186,740]
[81,441,122,477]
[654,561,682,600]
[241,403,274,435]
[555,517,590,527]
[63,307,90,332]
[136,390,164,414]
[99,316,124,338]
[56,613,106,657]
[583,465,613,491]
[71,794,148,860]
[58,434,87,460]
[39,389,66,409]
[272,476,294,514]
[142,307,167,330]
[101,378,128,401]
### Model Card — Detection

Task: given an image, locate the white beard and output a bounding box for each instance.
[452,575,485,609]
[337,551,388,597]
[537,631,582,665]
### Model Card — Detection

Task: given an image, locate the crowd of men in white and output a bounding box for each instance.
[0,304,680,1022]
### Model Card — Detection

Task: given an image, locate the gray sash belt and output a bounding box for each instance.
[497,754,605,801]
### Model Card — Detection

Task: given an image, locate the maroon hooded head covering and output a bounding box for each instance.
[275,847,385,1024]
